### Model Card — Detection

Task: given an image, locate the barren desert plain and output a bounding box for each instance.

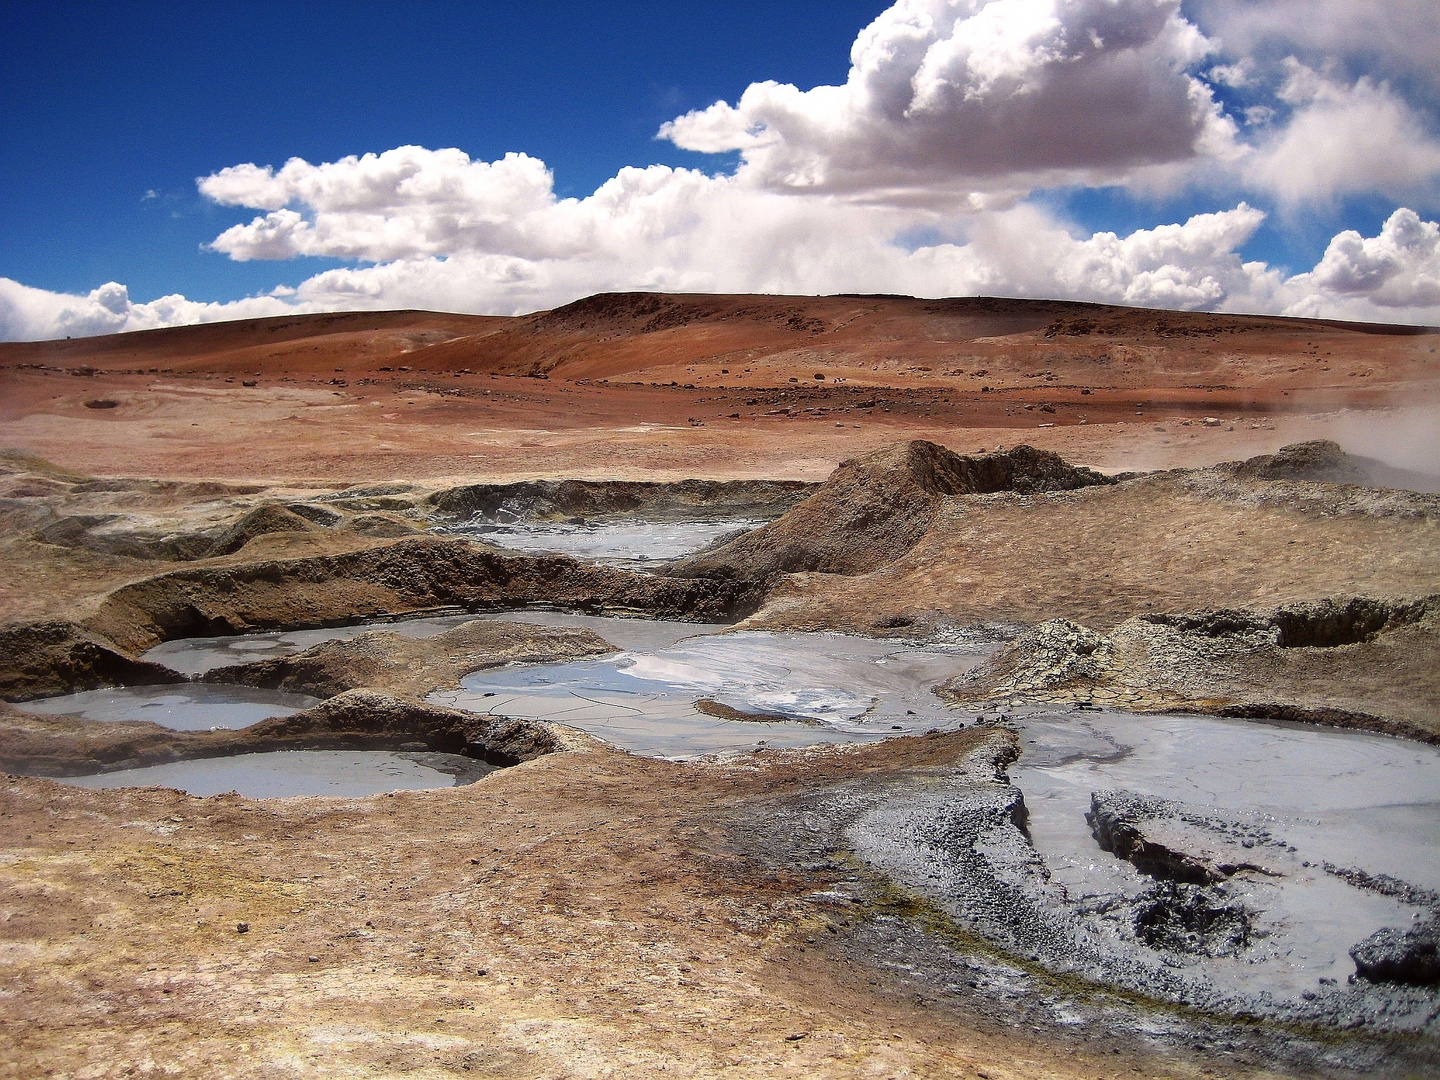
[2,291,1440,1079]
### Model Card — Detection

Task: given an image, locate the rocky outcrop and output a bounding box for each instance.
[202,503,319,557]
[0,621,184,702]
[669,442,1114,580]
[1350,919,1440,987]
[81,537,770,654]
[204,619,615,700]
[938,594,1440,742]
[1233,440,1372,484]
[1231,440,1440,493]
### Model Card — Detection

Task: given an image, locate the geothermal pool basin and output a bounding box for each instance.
[439,516,765,567]
[61,749,496,798]
[28,608,1440,1028]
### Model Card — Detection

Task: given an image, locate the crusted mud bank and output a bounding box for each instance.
[739,734,1440,1076]
[201,619,616,701]
[429,477,814,523]
[669,441,1113,580]
[0,619,186,701]
[0,689,573,778]
[78,537,768,655]
[939,594,1440,741]
[741,442,1440,640]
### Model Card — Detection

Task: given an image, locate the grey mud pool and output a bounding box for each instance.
[62,749,496,798]
[439,516,764,568]
[47,609,1440,1035]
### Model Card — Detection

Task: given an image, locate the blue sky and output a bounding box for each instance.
[2,1,1438,339]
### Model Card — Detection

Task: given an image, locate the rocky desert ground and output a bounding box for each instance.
[1,292,1438,1079]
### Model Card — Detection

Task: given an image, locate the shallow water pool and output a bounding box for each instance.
[61,749,495,798]
[441,517,763,567]
[431,629,991,759]
[140,610,729,677]
[1005,709,1440,1004]
[17,683,320,730]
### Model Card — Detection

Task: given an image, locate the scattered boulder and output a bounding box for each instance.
[1351,919,1440,987]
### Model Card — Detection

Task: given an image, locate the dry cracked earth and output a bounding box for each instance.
[1,293,1438,1079]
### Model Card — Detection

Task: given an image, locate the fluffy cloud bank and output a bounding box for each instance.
[3,0,1439,341]
[661,0,1233,200]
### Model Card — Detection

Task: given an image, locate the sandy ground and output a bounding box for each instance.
[1,295,1437,1078]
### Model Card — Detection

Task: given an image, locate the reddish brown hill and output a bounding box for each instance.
[1,292,1435,483]
[4,294,1433,390]
[0,310,501,374]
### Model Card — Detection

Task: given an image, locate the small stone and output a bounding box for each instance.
[308,955,319,963]
[236,922,249,934]
[785,1032,808,1041]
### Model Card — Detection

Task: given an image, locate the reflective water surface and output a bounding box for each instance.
[441,517,763,567]
[62,750,495,798]
[17,683,320,730]
[432,629,991,759]
[1010,710,1440,1000]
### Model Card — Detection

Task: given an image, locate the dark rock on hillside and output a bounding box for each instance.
[0,620,184,702]
[669,441,1113,580]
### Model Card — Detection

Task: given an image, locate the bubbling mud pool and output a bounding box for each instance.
[59,611,1440,1032]
[61,749,495,798]
[440,517,764,567]
[18,683,320,730]
[429,628,991,759]
[845,706,1440,1031]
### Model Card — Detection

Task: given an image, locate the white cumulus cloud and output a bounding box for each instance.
[0,278,306,342]
[4,0,1440,342]
[659,0,1233,201]
[1244,62,1440,205]
[1291,208,1440,309]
